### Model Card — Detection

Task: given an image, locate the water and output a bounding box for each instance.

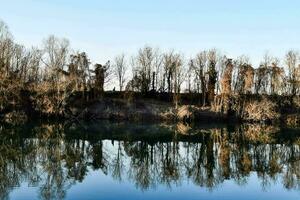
[0,121,299,200]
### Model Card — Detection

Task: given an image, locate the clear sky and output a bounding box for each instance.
[1,0,300,66]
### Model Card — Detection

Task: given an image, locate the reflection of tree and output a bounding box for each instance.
[90,141,109,174]
[35,124,74,200]
[160,142,181,187]
[283,144,300,190]
[0,122,299,198]
[111,141,125,182]
[125,141,154,190]
[65,139,89,182]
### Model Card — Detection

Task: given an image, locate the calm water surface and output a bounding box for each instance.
[0,121,299,200]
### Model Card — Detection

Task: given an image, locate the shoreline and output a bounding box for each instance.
[1,93,299,127]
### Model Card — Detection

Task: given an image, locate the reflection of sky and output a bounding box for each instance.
[10,172,300,200]
[1,0,300,67]
[8,141,300,200]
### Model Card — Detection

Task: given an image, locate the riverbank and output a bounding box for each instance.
[1,92,299,127]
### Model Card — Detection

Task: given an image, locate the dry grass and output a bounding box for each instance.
[242,97,280,122]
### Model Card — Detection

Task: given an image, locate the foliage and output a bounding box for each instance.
[242,97,280,122]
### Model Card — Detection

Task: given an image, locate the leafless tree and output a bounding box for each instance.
[113,54,127,91]
[233,55,254,94]
[153,49,163,92]
[269,58,284,95]
[41,35,70,99]
[42,35,70,80]
[0,20,14,77]
[190,51,207,105]
[162,52,174,93]
[285,50,299,95]
[135,46,155,93]
[27,48,43,83]
[173,54,186,108]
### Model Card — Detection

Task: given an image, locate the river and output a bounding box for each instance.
[0,121,299,200]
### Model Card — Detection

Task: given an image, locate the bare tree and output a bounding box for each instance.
[269,58,284,95]
[42,35,70,97]
[27,47,43,83]
[285,50,299,96]
[163,52,173,94]
[161,51,184,107]
[152,49,163,92]
[190,51,207,105]
[162,52,174,94]
[113,54,127,91]
[0,20,14,77]
[42,35,69,79]
[253,53,273,94]
[135,46,155,93]
[233,55,254,94]
[173,54,185,107]
[186,60,193,93]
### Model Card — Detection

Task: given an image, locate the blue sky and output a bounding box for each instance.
[1,0,300,65]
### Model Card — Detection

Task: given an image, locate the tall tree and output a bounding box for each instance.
[220,58,234,95]
[207,49,218,104]
[42,35,70,96]
[113,54,127,91]
[134,46,155,93]
[285,50,299,96]
[190,51,207,105]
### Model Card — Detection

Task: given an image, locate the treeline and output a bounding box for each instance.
[0,20,300,118]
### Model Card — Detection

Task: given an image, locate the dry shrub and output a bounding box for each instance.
[242,97,280,122]
[32,82,67,116]
[0,75,23,111]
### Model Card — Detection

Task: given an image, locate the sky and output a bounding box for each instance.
[1,0,300,66]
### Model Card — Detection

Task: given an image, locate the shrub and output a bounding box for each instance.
[242,97,280,122]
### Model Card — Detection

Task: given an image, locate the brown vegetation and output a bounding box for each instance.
[0,20,299,124]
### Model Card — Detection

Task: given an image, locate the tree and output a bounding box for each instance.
[252,53,270,94]
[220,58,234,95]
[172,53,184,108]
[153,50,163,92]
[135,46,155,93]
[42,35,70,96]
[190,51,207,105]
[68,52,91,92]
[113,54,127,91]
[162,52,175,94]
[0,20,14,77]
[269,59,284,95]
[285,50,299,96]
[27,48,43,83]
[94,61,110,95]
[42,35,69,77]
[207,49,218,104]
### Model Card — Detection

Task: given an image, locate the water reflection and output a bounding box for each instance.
[0,121,299,199]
